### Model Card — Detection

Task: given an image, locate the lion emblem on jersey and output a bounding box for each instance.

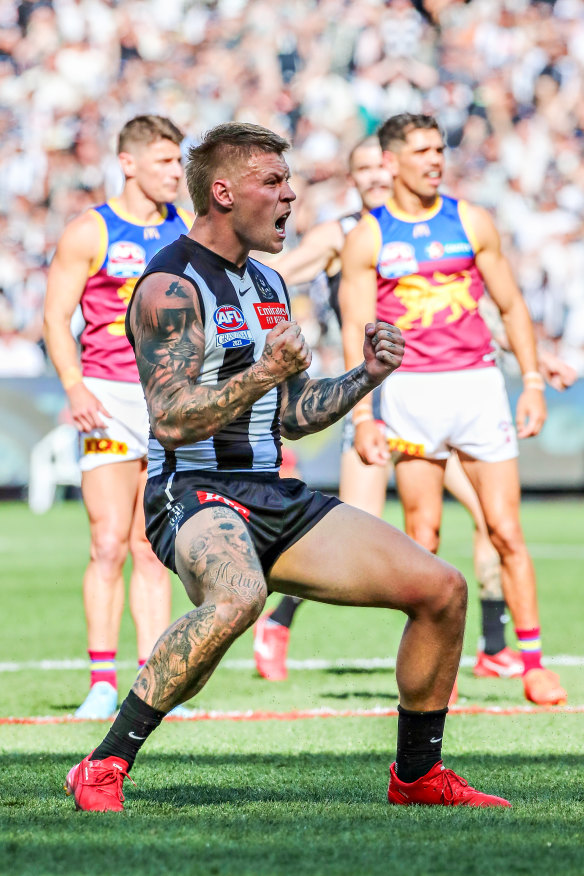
[107,279,137,336]
[394,271,477,330]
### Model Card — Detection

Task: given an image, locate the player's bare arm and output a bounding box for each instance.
[44,211,112,430]
[271,220,345,285]
[280,321,404,439]
[135,505,266,710]
[130,272,311,449]
[338,218,390,465]
[469,203,546,439]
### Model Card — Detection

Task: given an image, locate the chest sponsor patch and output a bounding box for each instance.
[213,305,253,348]
[196,491,251,521]
[378,242,418,279]
[426,241,445,259]
[84,437,128,456]
[254,302,289,329]
[107,241,146,278]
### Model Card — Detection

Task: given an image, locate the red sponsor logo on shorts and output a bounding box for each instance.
[84,437,128,455]
[196,491,251,520]
[253,302,289,329]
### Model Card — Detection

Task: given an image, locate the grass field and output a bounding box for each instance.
[1,497,583,875]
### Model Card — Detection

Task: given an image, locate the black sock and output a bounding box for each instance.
[92,690,166,769]
[481,599,507,655]
[395,705,447,783]
[269,596,303,629]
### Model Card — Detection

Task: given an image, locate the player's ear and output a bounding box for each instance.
[118,151,137,180]
[382,149,398,178]
[211,179,234,210]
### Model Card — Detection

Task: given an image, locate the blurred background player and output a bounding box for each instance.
[340,112,566,706]
[44,115,193,719]
[253,137,519,684]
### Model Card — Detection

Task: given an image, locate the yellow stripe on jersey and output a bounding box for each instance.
[177,206,195,228]
[88,209,109,278]
[107,198,168,226]
[458,200,480,254]
[363,213,383,269]
[386,196,443,224]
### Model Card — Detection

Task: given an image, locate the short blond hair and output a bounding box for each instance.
[117,115,184,154]
[185,122,290,215]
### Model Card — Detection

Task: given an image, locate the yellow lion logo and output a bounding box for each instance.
[394,271,477,331]
[107,279,137,336]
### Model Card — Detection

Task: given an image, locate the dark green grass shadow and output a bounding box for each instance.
[2,753,584,876]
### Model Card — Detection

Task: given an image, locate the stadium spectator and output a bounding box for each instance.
[340,111,567,706]
[1,0,583,374]
[65,120,510,812]
[43,115,193,719]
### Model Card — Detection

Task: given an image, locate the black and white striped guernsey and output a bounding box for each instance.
[126,235,292,477]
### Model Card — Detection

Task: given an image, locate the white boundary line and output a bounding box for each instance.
[0,655,582,673]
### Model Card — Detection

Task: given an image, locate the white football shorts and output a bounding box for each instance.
[79,377,149,472]
[380,367,518,463]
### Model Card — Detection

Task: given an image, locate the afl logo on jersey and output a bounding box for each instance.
[213,305,253,348]
[107,241,147,278]
[378,242,418,279]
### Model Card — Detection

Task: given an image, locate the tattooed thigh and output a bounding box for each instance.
[175,506,267,607]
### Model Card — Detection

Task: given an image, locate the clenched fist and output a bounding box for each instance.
[363,321,405,382]
[257,320,312,384]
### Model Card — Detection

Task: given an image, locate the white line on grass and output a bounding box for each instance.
[0,655,582,673]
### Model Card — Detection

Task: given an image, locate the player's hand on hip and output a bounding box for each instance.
[515,388,547,438]
[363,321,405,382]
[67,383,112,432]
[258,320,312,383]
[354,420,389,466]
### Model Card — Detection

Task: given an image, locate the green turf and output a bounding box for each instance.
[1,498,583,875]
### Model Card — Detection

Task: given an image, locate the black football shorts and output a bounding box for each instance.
[144,469,341,577]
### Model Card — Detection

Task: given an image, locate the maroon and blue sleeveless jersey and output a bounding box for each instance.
[127,236,292,475]
[80,199,191,382]
[365,195,495,372]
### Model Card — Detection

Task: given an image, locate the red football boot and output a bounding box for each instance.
[65,753,134,811]
[473,647,523,679]
[388,761,511,807]
[523,667,567,705]
[253,614,290,681]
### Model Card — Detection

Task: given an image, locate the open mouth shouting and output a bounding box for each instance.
[275,211,290,239]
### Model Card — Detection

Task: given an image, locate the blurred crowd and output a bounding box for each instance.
[1,0,584,376]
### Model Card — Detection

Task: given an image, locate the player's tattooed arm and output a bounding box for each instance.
[130,273,281,449]
[280,364,376,438]
[280,320,405,438]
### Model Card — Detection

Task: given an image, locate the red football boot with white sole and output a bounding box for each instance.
[388,761,511,807]
[473,647,523,679]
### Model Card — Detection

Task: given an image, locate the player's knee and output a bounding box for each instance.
[488,519,525,559]
[90,530,128,573]
[428,563,467,621]
[129,534,163,573]
[406,519,440,554]
[215,588,266,633]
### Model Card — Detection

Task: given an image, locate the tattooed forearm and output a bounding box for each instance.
[131,278,277,449]
[281,363,376,438]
